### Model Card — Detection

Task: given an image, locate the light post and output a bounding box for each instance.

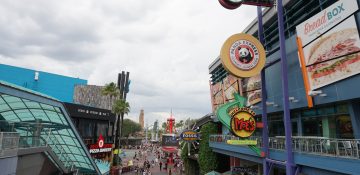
[217,0,295,174]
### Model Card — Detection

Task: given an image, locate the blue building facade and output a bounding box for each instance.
[209,0,360,174]
[0,64,87,102]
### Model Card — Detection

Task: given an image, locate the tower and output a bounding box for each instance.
[139,109,144,129]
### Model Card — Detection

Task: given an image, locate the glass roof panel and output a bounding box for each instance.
[40,104,56,111]
[24,101,42,109]
[15,109,35,121]
[30,109,51,122]
[3,96,27,110]
[0,93,98,174]
[0,111,20,122]
[0,97,11,112]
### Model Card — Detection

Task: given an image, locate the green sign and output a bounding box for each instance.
[227,140,257,145]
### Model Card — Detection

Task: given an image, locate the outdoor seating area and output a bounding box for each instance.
[210,135,360,159]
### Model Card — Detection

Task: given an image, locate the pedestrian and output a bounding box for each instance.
[159,161,162,171]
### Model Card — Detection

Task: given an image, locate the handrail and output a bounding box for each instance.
[209,135,360,159]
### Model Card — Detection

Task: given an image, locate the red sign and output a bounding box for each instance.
[89,134,112,154]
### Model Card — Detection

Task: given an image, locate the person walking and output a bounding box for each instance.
[159,161,163,171]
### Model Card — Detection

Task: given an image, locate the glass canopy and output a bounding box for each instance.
[0,81,100,174]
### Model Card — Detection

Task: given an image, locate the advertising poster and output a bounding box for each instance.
[212,82,222,95]
[245,89,262,106]
[223,74,238,90]
[214,91,224,105]
[304,15,360,90]
[307,52,360,90]
[224,81,239,102]
[242,74,261,105]
[303,16,360,66]
[296,0,359,46]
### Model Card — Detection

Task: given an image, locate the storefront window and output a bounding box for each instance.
[336,115,354,139]
[268,114,284,137]
[303,117,322,136]
[79,119,95,138]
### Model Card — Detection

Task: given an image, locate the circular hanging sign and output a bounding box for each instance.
[230,107,256,138]
[220,33,266,78]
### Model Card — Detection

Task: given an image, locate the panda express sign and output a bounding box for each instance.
[220,33,266,78]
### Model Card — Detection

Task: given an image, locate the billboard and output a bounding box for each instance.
[296,0,360,91]
[296,0,359,46]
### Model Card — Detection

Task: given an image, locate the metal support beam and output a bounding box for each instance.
[276,0,295,174]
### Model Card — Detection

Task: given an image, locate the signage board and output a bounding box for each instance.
[304,16,360,90]
[296,0,359,46]
[230,107,256,138]
[180,130,200,142]
[161,134,179,147]
[226,140,257,145]
[220,33,266,78]
[64,102,115,121]
[89,135,113,154]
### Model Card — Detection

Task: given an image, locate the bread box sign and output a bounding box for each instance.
[180,130,200,142]
[296,0,358,46]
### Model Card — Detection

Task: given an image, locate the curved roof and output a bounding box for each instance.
[0,81,100,174]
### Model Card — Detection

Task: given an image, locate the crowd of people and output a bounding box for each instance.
[120,144,183,175]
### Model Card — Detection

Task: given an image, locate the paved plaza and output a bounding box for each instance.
[120,149,182,175]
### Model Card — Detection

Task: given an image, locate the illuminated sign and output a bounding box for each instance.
[227,140,257,145]
[230,107,256,138]
[180,130,200,142]
[89,135,112,154]
[220,33,266,78]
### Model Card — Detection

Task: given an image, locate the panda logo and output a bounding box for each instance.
[238,47,253,64]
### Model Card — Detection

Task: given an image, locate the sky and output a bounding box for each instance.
[0,0,257,126]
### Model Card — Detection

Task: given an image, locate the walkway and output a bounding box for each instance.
[121,148,182,175]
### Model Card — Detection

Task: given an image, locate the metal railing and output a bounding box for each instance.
[209,135,360,159]
[0,132,20,150]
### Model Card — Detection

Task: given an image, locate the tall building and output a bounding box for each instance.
[139,109,144,129]
[209,0,360,175]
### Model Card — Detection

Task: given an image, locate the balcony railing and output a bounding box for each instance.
[209,135,360,159]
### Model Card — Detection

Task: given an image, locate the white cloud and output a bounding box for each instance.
[0,0,257,125]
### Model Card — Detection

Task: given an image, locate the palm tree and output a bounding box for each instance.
[112,99,130,165]
[101,82,119,110]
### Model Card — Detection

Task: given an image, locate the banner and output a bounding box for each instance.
[296,0,359,46]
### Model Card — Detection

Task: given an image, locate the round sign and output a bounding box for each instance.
[98,139,104,148]
[230,107,256,138]
[220,33,266,78]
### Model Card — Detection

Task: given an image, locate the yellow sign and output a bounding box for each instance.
[220,33,266,78]
[230,107,256,138]
[227,140,257,145]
